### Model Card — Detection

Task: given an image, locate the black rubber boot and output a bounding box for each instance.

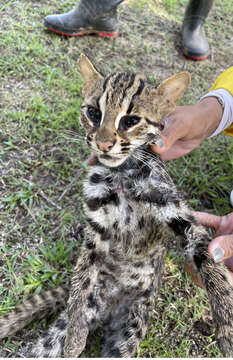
[44,0,123,37]
[182,0,215,60]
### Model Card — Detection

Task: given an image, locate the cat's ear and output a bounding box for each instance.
[154,72,190,117]
[78,54,103,94]
[157,72,191,104]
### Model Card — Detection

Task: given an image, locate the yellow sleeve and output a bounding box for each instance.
[210,66,233,137]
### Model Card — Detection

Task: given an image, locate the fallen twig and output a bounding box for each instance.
[57,160,88,202]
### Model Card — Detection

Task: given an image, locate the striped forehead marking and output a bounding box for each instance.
[102,72,146,113]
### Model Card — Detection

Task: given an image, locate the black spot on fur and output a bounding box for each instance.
[105,261,117,272]
[124,231,132,249]
[134,261,144,268]
[29,295,36,306]
[101,231,111,241]
[136,328,142,338]
[80,263,88,272]
[82,278,91,290]
[90,250,105,265]
[86,198,102,211]
[108,193,120,206]
[85,240,96,249]
[56,318,67,330]
[125,216,131,225]
[101,314,112,327]
[131,273,140,280]
[187,214,198,224]
[142,289,151,298]
[138,217,145,229]
[88,219,106,234]
[168,217,192,235]
[123,329,131,339]
[127,343,135,354]
[127,204,133,213]
[87,193,119,210]
[140,166,151,179]
[90,173,104,184]
[193,242,208,269]
[131,319,139,328]
[89,251,97,264]
[40,292,47,301]
[87,293,97,308]
[113,221,118,230]
[43,337,53,349]
[109,348,121,357]
[90,173,113,185]
[138,189,179,206]
[143,312,149,323]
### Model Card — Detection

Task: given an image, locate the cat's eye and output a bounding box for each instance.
[119,115,141,131]
[86,106,102,127]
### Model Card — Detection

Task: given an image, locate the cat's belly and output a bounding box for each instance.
[84,187,150,232]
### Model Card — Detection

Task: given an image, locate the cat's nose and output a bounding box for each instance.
[96,140,116,152]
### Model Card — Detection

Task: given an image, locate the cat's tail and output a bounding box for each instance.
[0,285,69,339]
[198,257,233,357]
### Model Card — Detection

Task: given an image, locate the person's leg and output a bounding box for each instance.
[44,0,123,37]
[182,0,215,61]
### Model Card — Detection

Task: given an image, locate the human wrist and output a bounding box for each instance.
[197,97,223,138]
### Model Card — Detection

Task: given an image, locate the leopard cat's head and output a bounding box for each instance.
[78,54,190,168]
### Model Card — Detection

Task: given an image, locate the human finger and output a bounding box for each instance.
[208,235,233,263]
[151,111,190,155]
[193,211,221,232]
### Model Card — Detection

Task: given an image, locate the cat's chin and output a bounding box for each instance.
[98,155,127,168]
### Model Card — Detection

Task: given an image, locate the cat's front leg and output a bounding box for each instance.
[184,223,233,357]
[163,209,233,357]
[139,181,233,357]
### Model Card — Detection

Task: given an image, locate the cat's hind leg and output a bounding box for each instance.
[100,299,152,357]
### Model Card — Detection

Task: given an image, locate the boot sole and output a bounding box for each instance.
[45,26,118,38]
[179,31,209,61]
[184,53,208,61]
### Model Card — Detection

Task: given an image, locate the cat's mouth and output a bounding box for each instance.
[98,154,127,168]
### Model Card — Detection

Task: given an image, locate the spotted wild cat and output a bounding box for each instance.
[0,54,233,357]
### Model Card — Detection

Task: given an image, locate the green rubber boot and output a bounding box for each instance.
[44,0,123,37]
[182,0,215,60]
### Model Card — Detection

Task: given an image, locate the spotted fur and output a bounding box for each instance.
[1,54,233,357]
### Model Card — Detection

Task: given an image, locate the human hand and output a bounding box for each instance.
[195,211,233,271]
[185,211,233,287]
[151,97,223,161]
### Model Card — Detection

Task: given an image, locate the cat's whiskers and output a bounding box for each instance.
[132,150,153,171]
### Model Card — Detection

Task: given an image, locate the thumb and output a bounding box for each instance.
[208,235,233,262]
[150,112,188,155]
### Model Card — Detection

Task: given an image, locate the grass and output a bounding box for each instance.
[0,0,232,357]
